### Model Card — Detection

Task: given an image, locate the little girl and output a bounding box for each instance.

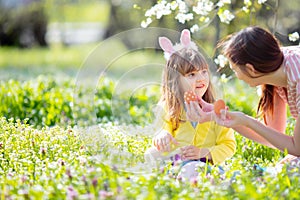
[144,29,236,180]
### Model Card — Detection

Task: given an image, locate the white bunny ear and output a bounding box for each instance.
[158,37,174,54]
[180,29,191,47]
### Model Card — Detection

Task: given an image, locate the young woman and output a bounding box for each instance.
[144,29,236,180]
[192,26,300,165]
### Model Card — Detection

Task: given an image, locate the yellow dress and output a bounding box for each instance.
[155,104,236,165]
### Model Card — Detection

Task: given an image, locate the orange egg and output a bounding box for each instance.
[184,91,197,104]
[214,99,225,115]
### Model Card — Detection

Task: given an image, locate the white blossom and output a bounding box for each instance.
[177,0,188,13]
[258,0,267,4]
[141,18,152,28]
[190,24,200,33]
[242,6,250,13]
[144,0,171,19]
[289,32,300,42]
[214,54,228,68]
[170,1,178,10]
[193,0,214,16]
[217,0,231,7]
[218,9,235,24]
[244,0,251,5]
[175,13,194,24]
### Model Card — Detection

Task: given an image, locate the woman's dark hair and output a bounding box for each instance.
[219,26,284,118]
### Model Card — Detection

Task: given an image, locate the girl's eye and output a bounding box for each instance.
[201,70,208,75]
[186,72,196,78]
[188,72,195,77]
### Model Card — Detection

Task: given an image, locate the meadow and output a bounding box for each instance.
[1,63,299,199]
[1,1,300,199]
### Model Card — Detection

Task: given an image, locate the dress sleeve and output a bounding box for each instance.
[209,126,236,164]
[296,82,300,115]
[152,102,174,136]
[287,52,300,115]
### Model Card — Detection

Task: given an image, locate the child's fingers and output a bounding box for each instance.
[220,109,226,120]
[171,137,179,146]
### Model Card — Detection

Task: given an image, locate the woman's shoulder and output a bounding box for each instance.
[281,46,300,57]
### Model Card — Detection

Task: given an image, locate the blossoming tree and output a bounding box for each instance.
[139,0,299,69]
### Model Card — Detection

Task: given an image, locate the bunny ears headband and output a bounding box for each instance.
[158,29,198,60]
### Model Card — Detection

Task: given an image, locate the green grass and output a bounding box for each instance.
[0,44,96,69]
[0,116,298,199]
[0,42,165,82]
[0,74,298,199]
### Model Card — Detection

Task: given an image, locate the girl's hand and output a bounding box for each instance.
[153,130,178,152]
[186,101,213,123]
[180,145,201,160]
[214,110,247,128]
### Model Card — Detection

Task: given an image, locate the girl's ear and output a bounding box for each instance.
[180,29,191,46]
[158,37,174,54]
[245,63,257,76]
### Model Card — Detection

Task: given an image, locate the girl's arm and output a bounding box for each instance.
[181,127,236,164]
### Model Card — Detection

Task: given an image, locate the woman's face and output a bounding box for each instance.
[180,68,210,98]
[229,62,261,87]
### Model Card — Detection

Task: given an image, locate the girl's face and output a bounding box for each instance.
[181,68,210,98]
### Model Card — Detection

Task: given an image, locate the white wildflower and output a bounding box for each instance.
[289,32,299,42]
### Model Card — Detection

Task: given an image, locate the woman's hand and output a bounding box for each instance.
[214,110,247,128]
[185,100,213,123]
[180,145,201,160]
[198,98,214,112]
[153,130,178,152]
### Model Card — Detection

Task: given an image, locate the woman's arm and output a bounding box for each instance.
[219,111,300,156]
[244,114,300,156]
[233,92,287,148]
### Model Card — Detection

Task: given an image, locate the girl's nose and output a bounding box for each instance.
[196,75,204,81]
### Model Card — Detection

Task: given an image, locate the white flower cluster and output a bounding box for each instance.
[218,10,235,24]
[289,32,300,42]
[214,54,228,68]
[141,0,236,30]
[141,0,271,29]
[193,0,214,16]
